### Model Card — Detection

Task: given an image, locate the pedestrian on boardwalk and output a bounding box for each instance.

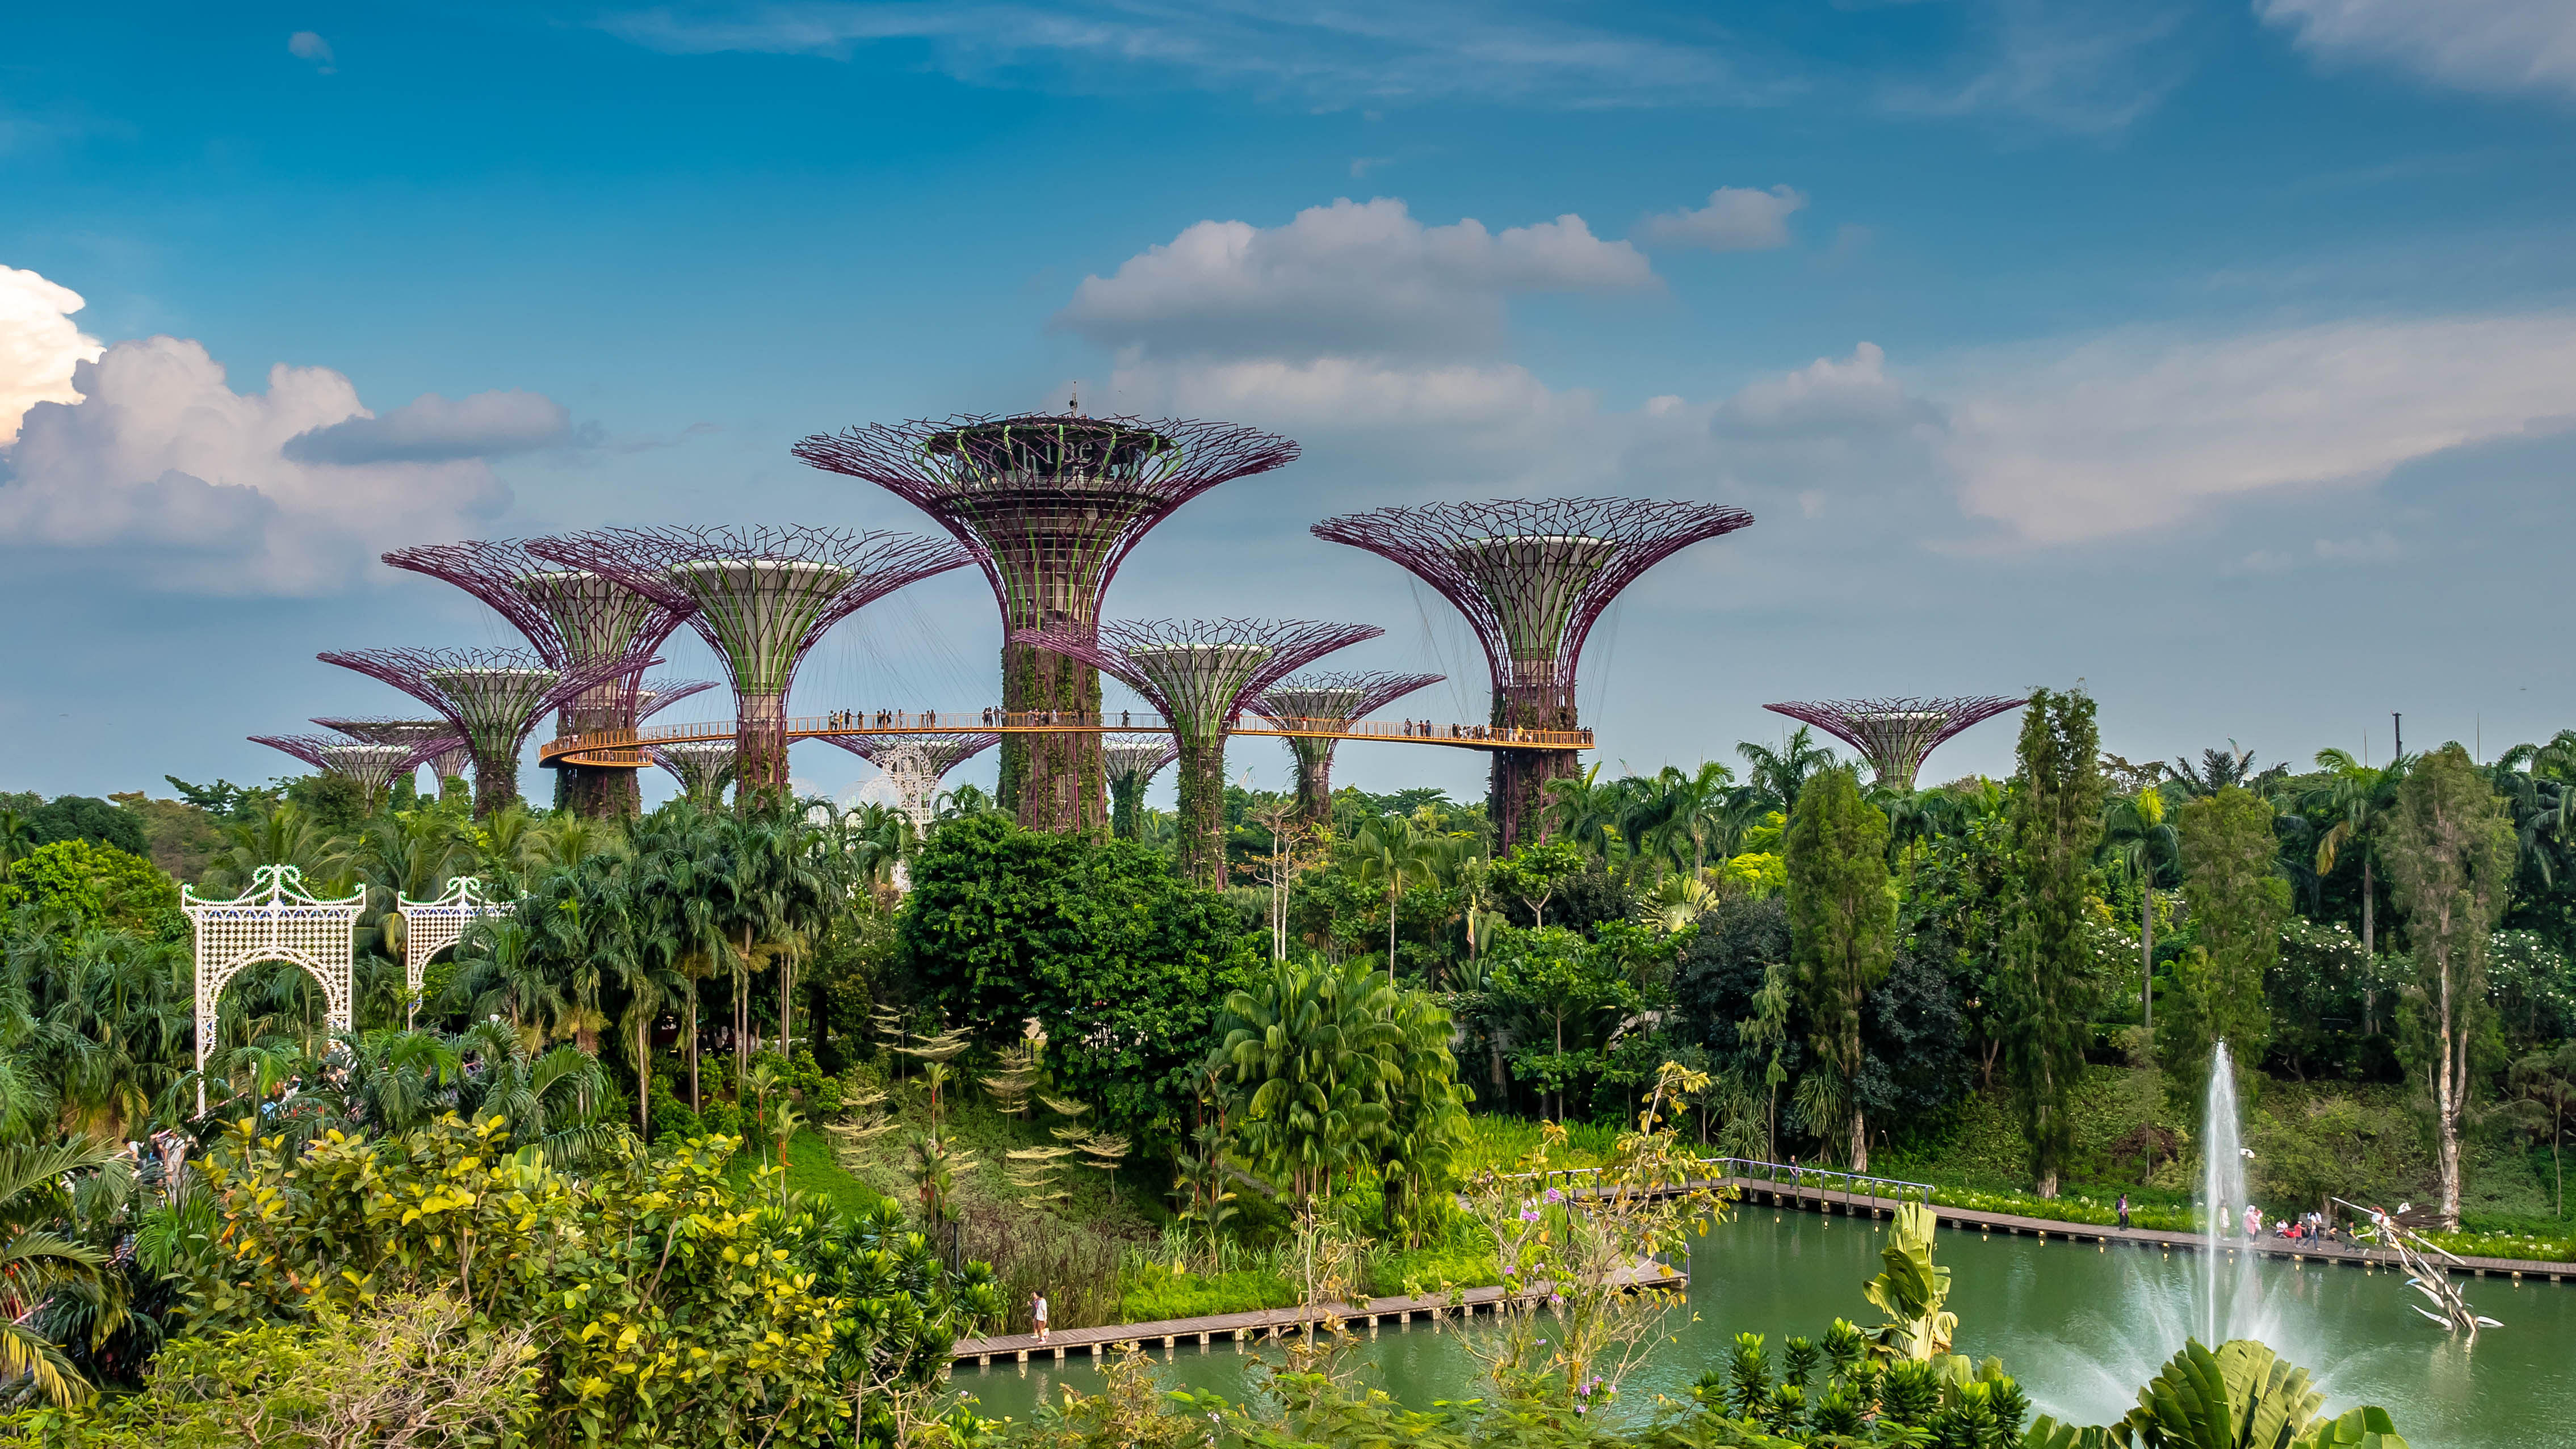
[1032,1292,1048,1343]
[2117,1193,2130,1230]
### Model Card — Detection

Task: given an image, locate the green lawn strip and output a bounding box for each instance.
[1115,1265,1299,1322]
[1365,1243,1501,1299]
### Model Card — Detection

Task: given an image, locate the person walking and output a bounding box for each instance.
[2243,1202,2263,1240]
[1031,1292,1049,1344]
[2117,1192,2131,1230]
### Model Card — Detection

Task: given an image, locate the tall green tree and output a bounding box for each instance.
[2099,786,2175,1031]
[2381,743,2516,1228]
[2158,785,2289,1115]
[1785,766,1895,1171]
[1999,685,2105,1199]
[2304,748,2409,1028]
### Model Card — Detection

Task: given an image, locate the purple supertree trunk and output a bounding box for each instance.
[1251,671,1444,829]
[1763,696,2028,791]
[1019,618,1381,888]
[792,413,1298,835]
[1311,497,1753,850]
[531,526,968,807]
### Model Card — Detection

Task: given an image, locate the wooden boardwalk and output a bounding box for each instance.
[953,1174,2570,1369]
[1718,1175,2576,1283]
[950,1264,1683,1367]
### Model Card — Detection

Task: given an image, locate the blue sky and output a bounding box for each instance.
[5,0,2575,808]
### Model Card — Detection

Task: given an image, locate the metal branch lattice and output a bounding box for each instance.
[1761,696,2027,791]
[635,678,718,721]
[1021,618,1381,887]
[1311,498,1753,700]
[531,526,969,798]
[318,646,653,816]
[1101,734,1180,787]
[250,734,430,812]
[383,539,693,670]
[647,741,739,805]
[1312,497,1750,849]
[312,719,473,783]
[1252,670,1442,820]
[1019,618,1385,745]
[184,864,364,1113]
[396,877,514,1027]
[791,413,1298,635]
[820,733,1000,831]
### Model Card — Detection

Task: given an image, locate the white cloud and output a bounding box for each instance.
[1943,313,2576,543]
[1640,185,1807,252]
[288,31,338,73]
[283,389,572,463]
[2256,0,2576,100]
[1883,0,2190,135]
[0,336,532,594]
[0,266,103,446]
[1055,197,1654,363]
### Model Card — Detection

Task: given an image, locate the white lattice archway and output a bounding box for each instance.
[397,877,514,1025]
[183,865,366,1113]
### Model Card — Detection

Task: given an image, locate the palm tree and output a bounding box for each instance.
[0,1139,124,1406]
[1738,728,1837,814]
[2302,748,2409,1031]
[623,802,736,1108]
[0,809,36,877]
[198,801,337,893]
[1350,816,1443,984]
[1623,761,1738,876]
[2099,787,2178,1031]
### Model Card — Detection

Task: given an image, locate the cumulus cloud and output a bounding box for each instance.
[0,336,544,594]
[1640,185,1808,252]
[1943,313,2576,543]
[288,31,337,73]
[1054,197,1654,363]
[0,266,103,446]
[283,389,572,464]
[2256,0,2576,100]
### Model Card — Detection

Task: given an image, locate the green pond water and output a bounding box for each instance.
[955,1211,2575,1446]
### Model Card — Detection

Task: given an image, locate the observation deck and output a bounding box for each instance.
[539,709,1591,768]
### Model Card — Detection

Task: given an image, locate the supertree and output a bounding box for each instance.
[819,733,1001,833]
[1312,497,1755,849]
[311,717,473,795]
[1101,734,1180,842]
[249,734,429,814]
[317,646,649,818]
[1762,696,2027,791]
[531,526,969,805]
[383,540,698,818]
[647,741,739,807]
[792,411,1299,835]
[1020,618,1381,887]
[1251,671,1444,830]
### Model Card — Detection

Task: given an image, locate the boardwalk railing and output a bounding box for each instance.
[1497,1155,1933,1210]
[542,711,1592,766]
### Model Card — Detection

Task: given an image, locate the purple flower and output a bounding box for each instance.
[1544,1188,1566,1205]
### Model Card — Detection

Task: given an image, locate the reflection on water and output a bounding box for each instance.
[958,1211,2572,1447]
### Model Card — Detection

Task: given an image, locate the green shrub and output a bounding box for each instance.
[1114,1265,1297,1322]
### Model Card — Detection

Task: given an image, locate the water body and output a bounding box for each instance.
[957,1211,2575,1446]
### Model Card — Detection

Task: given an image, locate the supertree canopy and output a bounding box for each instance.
[318,646,649,818]
[383,540,698,819]
[792,412,1299,835]
[1311,497,1754,849]
[531,526,970,805]
[250,734,426,813]
[820,733,1000,833]
[1251,670,1443,829]
[311,717,473,791]
[1021,618,1380,887]
[1101,734,1180,842]
[647,741,739,807]
[1763,696,2027,791]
